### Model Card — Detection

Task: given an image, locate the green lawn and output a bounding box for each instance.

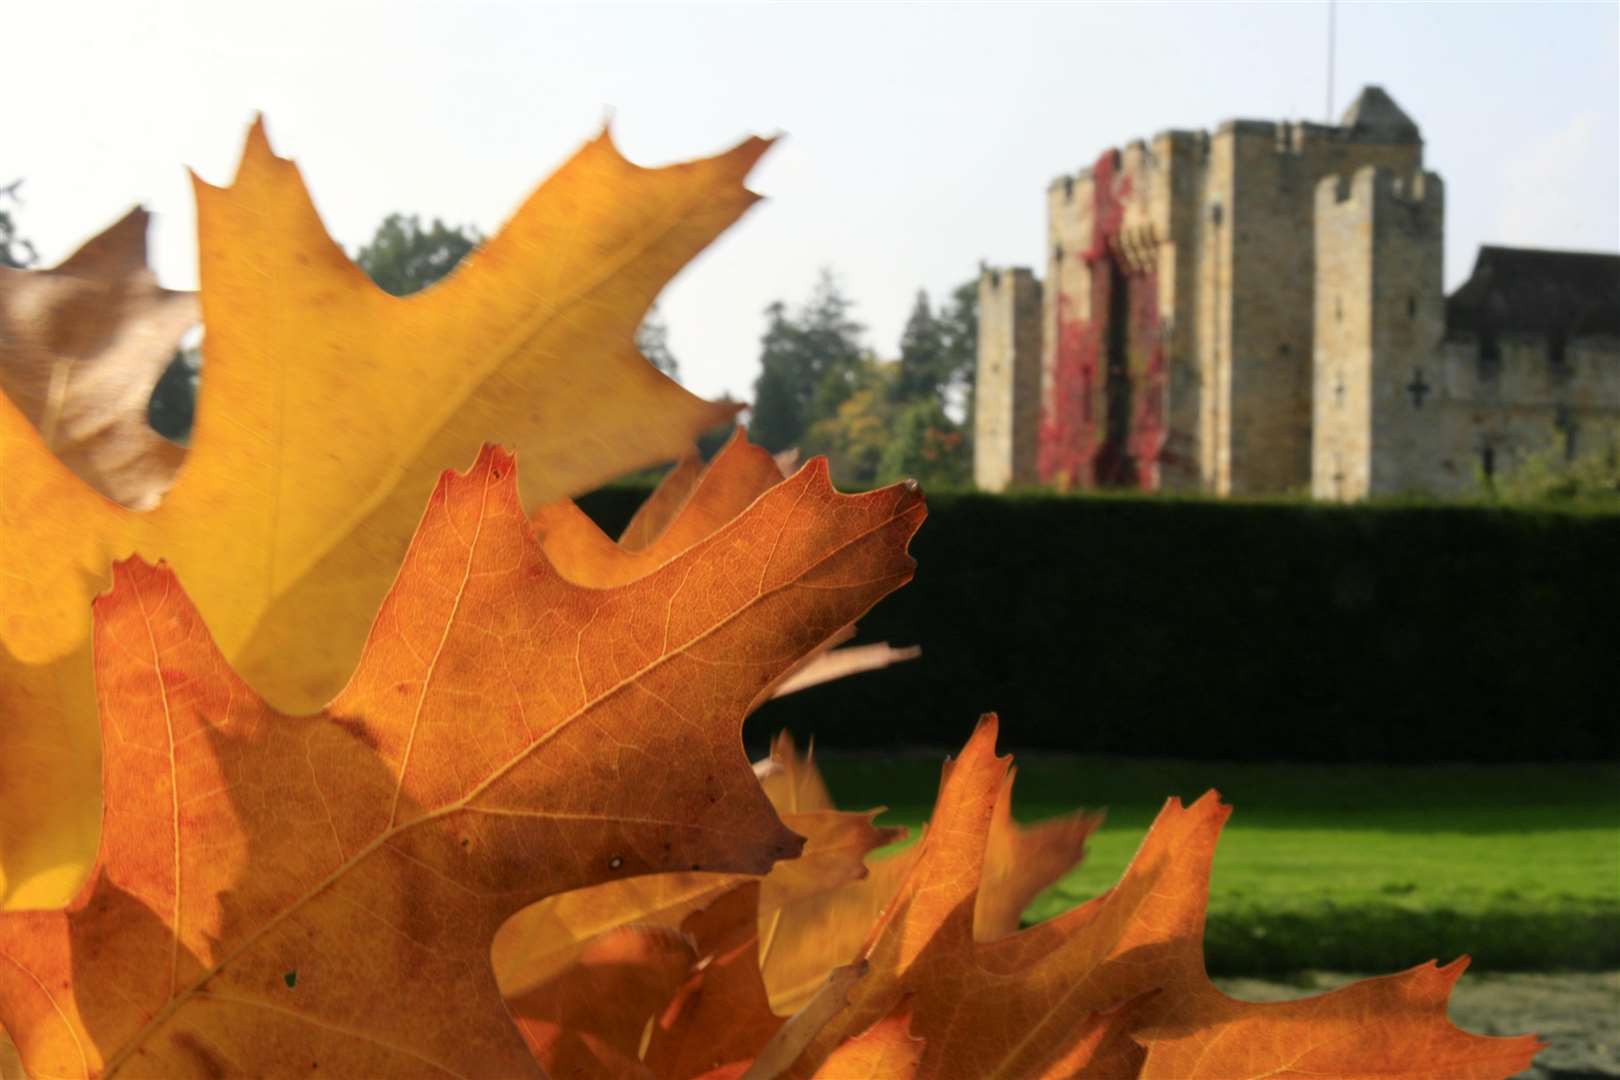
[814,752,1620,976]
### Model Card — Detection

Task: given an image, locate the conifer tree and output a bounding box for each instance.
[749,269,865,452]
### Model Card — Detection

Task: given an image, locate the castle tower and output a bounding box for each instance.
[974,266,1043,491]
[1040,133,1205,492]
[1312,166,1446,499]
[1201,86,1425,496]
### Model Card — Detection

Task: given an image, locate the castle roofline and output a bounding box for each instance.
[1208,86,1422,145]
[1044,89,1421,192]
[1446,245,1620,338]
[1338,85,1421,143]
[1149,127,1205,143]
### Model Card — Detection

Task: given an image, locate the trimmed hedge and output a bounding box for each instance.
[576,486,1620,763]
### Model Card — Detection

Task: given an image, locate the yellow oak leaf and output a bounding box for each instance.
[0,119,761,906]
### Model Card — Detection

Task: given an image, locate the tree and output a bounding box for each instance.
[749,269,865,452]
[799,271,867,422]
[880,398,971,489]
[748,312,803,452]
[894,290,948,405]
[147,342,201,446]
[635,304,680,379]
[805,355,893,488]
[938,278,978,421]
[354,213,482,297]
[873,282,977,490]
[1,180,37,269]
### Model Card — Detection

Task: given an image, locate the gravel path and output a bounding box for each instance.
[1213,971,1619,1079]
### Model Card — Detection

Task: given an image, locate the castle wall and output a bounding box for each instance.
[1218,122,1423,496]
[1312,171,1377,499]
[1041,160,1104,488]
[1149,131,1208,491]
[973,267,1043,491]
[1420,331,1620,496]
[1312,166,1620,499]
[1313,166,1445,499]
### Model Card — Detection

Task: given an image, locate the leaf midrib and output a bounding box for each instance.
[102,482,913,1076]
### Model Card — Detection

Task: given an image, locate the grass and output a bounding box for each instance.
[813,752,1620,976]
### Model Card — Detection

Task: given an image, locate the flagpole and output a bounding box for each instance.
[1327,0,1337,123]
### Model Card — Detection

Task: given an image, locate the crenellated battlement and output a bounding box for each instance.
[1319,165,1444,227]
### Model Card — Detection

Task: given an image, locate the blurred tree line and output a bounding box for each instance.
[751,269,977,490]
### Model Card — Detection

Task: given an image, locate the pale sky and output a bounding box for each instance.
[11,1,1619,404]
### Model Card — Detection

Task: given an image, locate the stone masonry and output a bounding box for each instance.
[975,86,1620,499]
[973,267,1042,490]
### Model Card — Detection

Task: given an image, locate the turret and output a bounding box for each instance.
[975,266,1043,491]
[1312,165,1445,499]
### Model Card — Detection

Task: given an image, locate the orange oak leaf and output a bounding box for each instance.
[533,430,919,700]
[755,729,1100,1016]
[1133,959,1544,1080]
[534,428,789,589]
[509,925,696,1080]
[643,883,784,1079]
[0,447,923,1078]
[808,1005,923,1079]
[748,716,1540,1080]
[618,450,706,551]
[492,807,902,999]
[0,1027,19,1080]
[755,731,837,814]
[0,207,194,509]
[0,120,764,907]
[493,733,900,999]
[976,763,1105,939]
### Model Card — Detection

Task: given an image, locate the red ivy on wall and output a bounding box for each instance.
[1038,149,1168,491]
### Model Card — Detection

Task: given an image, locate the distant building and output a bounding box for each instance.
[975,86,1620,499]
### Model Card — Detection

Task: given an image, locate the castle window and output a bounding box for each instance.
[1407,296,1416,318]
[1478,330,1501,381]
[1481,444,1496,484]
[1548,328,1570,378]
[1053,243,1064,264]
[1406,367,1431,409]
[1335,296,1343,323]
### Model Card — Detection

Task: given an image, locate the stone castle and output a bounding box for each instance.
[974,86,1620,499]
